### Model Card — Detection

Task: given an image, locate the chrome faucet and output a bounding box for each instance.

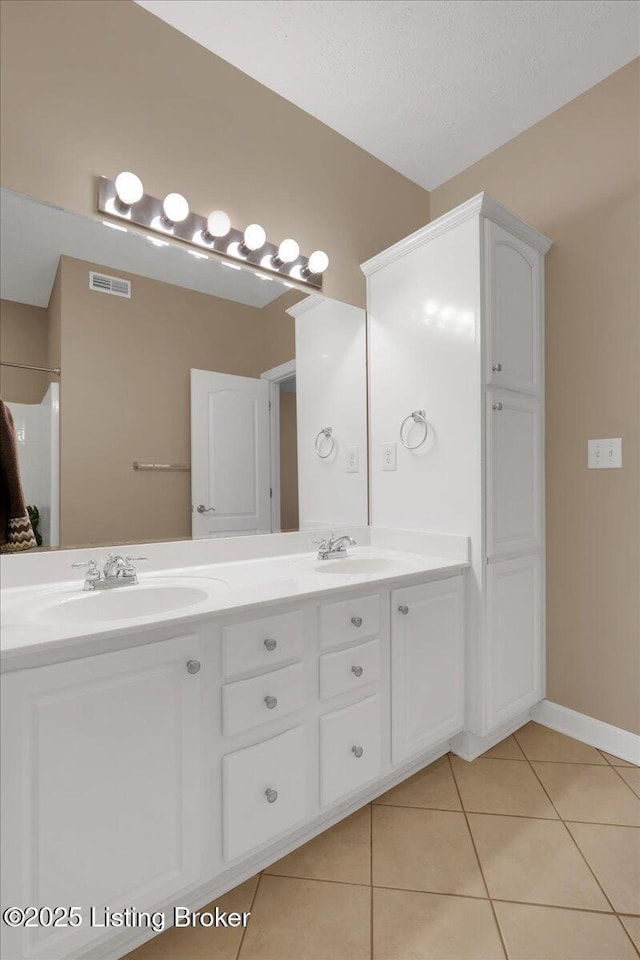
[314,532,356,560]
[72,554,148,591]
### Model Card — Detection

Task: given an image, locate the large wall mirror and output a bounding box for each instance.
[0,188,368,550]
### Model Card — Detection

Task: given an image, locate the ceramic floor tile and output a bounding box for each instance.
[617,767,640,798]
[372,887,505,959]
[566,821,640,915]
[468,813,610,910]
[532,761,640,825]
[374,755,461,810]
[493,901,637,960]
[372,805,486,897]
[620,916,640,952]
[450,756,558,818]
[514,722,607,764]
[600,751,638,768]
[481,735,526,760]
[238,875,370,960]
[123,876,258,960]
[265,806,371,884]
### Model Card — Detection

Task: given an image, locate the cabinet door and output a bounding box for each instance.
[391,577,464,765]
[487,390,542,558]
[486,553,543,729]
[1,635,203,960]
[485,219,542,395]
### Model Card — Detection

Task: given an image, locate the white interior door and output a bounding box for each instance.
[191,369,271,538]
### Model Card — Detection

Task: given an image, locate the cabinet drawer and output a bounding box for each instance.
[320,695,382,806]
[319,594,380,649]
[222,663,305,737]
[319,638,381,700]
[223,726,306,861]
[222,610,304,678]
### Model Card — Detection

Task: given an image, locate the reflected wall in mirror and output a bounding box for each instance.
[0,189,368,550]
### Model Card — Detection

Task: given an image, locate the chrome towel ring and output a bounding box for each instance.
[315,426,336,459]
[400,410,428,450]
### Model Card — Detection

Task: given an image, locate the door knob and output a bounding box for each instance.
[351,665,364,677]
[492,402,503,411]
[186,660,201,675]
[196,504,215,513]
[398,604,409,615]
[265,788,278,804]
[264,695,278,710]
[352,745,364,758]
[264,638,277,652]
[492,362,502,372]
[351,616,363,627]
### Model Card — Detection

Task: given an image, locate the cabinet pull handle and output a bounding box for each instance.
[492,362,502,372]
[264,695,278,710]
[398,604,409,616]
[265,788,278,804]
[351,665,364,677]
[352,745,364,759]
[492,402,503,411]
[186,660,201,675]
[264,638,277,652]
[351,616,363,627]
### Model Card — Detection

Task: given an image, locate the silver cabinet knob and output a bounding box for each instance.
[186,660,201,675]
[265,788,278,804]
[492,402,503,411]
[264,695,278,710]
[492,362,503,372]
[351,616,363,627]
[352,745,364,758]
[351,665,364,678]
[264,638,277,652]
[196,504,215,513]
[398,604,409,615]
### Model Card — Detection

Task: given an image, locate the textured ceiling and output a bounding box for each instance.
[135,0,640,190]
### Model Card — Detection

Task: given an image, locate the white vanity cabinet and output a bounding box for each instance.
[0,633,205,960]
[364,193,551,753]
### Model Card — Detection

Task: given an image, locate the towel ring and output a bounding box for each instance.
[315,426,336,459]
[400,410,428,450]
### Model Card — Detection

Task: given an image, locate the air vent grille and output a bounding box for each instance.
[89,271,131,298]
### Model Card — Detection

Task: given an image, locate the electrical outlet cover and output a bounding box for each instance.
[588,438,622,469]
[346,446,359,473]
[382,442,397,471]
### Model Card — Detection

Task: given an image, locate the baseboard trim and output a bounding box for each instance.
[450,708,533,761]
[531,700,640,766]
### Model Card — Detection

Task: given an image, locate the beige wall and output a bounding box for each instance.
[431,60,640,735]
[57,256,296,546]
[0,299,51,402]
[0,0,429,308]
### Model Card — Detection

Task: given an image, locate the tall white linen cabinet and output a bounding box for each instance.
[363,194,552,757]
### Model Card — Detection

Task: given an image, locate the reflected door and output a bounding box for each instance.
[191,369,271,538]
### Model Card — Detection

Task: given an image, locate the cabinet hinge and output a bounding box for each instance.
[270,487,273,499]
[269,400,272,411]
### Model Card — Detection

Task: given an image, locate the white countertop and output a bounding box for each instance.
[1,536,469,672]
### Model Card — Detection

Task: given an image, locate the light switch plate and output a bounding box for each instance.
[346,446,359,473]
[382,442,397,471]
[588,438,622,469]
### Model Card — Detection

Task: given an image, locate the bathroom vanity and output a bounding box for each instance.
[1,534,467,960]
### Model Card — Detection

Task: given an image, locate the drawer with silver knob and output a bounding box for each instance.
[318,638,381,700]
[222,662,305,736]
[319,695,382,806]
[319,594,381,649]
[221,609,304,678]
[222,726,306,861]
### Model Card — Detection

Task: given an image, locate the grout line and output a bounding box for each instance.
[372,799,640,829]
[369,802,374,960]
[447,753,509,959]
[618,915,640,959]
[234,872,262,960]
[262,872,372,889]
[608,762,640,800]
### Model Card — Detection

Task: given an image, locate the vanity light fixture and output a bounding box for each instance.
[98,174,328,289]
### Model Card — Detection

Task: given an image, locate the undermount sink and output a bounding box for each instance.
[313,557,414,575]
[30,578,225,626]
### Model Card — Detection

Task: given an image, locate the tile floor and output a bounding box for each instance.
[126,723,640,960]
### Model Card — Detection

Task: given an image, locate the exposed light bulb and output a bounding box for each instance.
[162,192,189,224]
[114,171,144,206]
[243,223,266,251]
[206,210,231,238]
[307,250,329,274]
[277,238,300,264]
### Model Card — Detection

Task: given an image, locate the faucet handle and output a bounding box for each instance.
[71,559,98,569]
[125,556,149,562]
[123,556,148,576]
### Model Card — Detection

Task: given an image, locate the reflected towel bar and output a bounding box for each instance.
[1,360,61,375]
[133,461,190,472]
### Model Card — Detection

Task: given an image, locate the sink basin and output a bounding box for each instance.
[30,578,224,626]
[313,557,414,575]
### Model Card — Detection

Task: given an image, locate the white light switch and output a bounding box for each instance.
[382,442,397,471]
[588,438,622,469]
[346,446,359,473]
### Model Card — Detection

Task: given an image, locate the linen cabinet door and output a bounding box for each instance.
[485,219,543,395]
[391,577,464,765]
[487,390,542,558]
[0,634,204,960]
[486,553,543,729]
